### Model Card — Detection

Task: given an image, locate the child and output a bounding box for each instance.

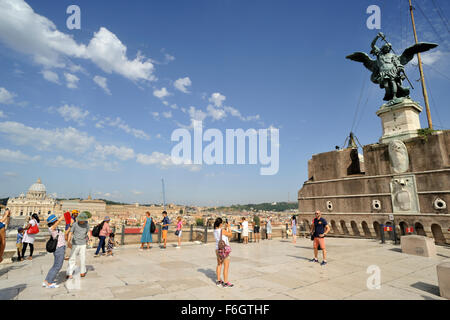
[106,233,115,256]
[16,228,24,261]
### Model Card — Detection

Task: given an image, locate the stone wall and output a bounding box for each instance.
[298,130,450,245]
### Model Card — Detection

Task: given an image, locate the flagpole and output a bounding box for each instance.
[409,0,433,129]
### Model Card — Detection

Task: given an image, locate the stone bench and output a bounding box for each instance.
[1,250,16,264]
[437,262,450,299]
[400,235,436,258]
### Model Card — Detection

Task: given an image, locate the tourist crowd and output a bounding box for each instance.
[0,208,330,289]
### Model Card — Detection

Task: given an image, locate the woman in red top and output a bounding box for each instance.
[94,217,112,257]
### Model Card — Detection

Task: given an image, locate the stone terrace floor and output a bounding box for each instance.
[0,238,449,300]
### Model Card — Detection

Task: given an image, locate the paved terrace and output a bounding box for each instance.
[0,238,448,300]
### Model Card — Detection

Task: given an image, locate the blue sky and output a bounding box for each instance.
[0,0,449,206]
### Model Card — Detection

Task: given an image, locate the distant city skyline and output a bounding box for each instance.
[0,0,449,206]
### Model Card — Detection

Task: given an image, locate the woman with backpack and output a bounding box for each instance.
[214,217,234,288]
[95,217,112,257]
[22,213,40,260]
[43,214,65,288]
[139,212,153,251]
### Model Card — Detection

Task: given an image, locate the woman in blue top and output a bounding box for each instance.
[140,212,153,251]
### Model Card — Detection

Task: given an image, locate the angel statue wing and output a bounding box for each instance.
[400,42,438,65]
[346,52,378,72]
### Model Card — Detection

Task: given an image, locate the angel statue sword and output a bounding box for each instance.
[378,33,414,89]
[346,32,437,104]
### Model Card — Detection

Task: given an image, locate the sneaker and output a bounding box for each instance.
[42,282,47,287]
[94,254,100,258]
[45,283,59,289]
[216,280,223,287]
[310,258,319,263]
[176,246,181,249]
[320,261,327,266]
[222,282,234,288]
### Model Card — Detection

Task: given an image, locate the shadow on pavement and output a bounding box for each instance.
[197,268,216,283]
[0,284,26,300]
[0,263,27,278]
[411,281,440,296]
[286,255,312,261]
[389,248,402,253]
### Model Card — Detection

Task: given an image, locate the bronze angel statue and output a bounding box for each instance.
[346,32,437,103]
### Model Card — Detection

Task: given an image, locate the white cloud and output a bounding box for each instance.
[164,53,175,63]
[86,27,156,82]
[93,75,111,95]
[132,190,144,195]
[209,92,226,107]
[188,106,207,122]
[95,144,135,161]
[0,148,40,163]
[224,106,260,122]
[41,70,60,84]
[206,105,227,121]
[162,111,172,119]
[0,121,95,154]
[4,171,18,177]
[174,77,192,93]
[0,1,155,82]
[96,117,150,140]
[0,87,16,104]
[0,111,5,118]
[153,87,170,99]
[64,72,79,89]
[151,112,159,120]
[56,104,89,125]
[170,104,178,110]
[47,155,90,169]
[136,152,200,171]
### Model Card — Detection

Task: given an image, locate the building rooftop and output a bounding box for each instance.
[0,238,448,300]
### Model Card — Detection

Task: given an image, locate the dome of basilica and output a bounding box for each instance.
[28,178,46,193]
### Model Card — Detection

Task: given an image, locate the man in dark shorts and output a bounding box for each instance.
[253,215,261,243]
[310,210,330,266]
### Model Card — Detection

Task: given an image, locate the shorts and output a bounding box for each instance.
[254,226,260,233]
[292,226,297,236]
[0,222,4,230]
[176,230,182,238]
[16,243,23,250]
[242,230,249,237]
[313,237,326,250]
[162,230,168,240]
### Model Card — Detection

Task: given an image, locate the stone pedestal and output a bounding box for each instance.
[436,262,450,299]
[400,235,436,257]
[376,99,423,144]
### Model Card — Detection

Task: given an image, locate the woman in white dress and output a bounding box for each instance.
[242,217,249,244]
[22,214,40,260]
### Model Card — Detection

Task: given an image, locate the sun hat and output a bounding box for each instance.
[47,214,57,224]
[71,209,79,214]
[104,216,111,222]
[77,211,92,222]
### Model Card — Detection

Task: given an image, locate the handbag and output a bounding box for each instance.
[27,221,39,235]
[218,229,231,261]
[175,230,180,236]
[46,231,59,253]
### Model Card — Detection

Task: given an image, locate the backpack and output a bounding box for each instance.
[46,231,59,253]
[217,229,231,261]
[150,219,156,233]
[92,221,105,237]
